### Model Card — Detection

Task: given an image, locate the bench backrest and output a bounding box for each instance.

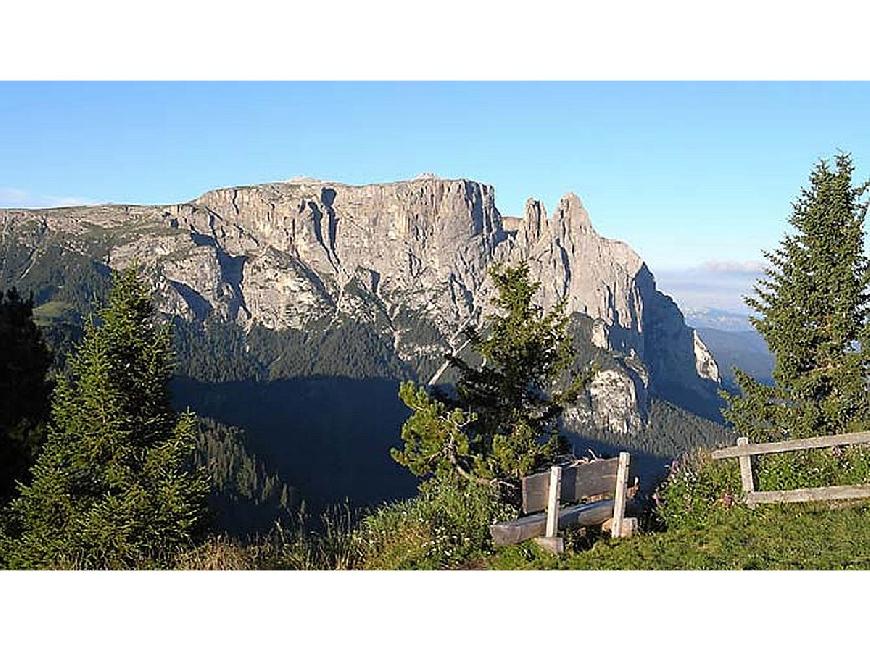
[521,458,621,514]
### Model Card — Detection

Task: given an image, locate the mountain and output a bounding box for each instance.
[1,176,729,514]
[684,307,754,332]
[695,326,774,391]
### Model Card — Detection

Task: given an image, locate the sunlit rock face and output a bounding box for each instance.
[1,175,721,434]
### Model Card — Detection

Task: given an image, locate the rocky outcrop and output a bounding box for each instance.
[0,175,722,432]
[491,191,721,423]
[693,331,720,381]
[503,194,645,331]
[568,369,646,436]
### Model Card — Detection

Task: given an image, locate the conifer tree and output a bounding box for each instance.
[0,288,53,505]
[724,154,870,441]
[2,267,208,569]
[392,263,590,493]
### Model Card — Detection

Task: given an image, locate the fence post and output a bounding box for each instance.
[545,465,562,538]
[737,436,755,502]
[611,452,630,538]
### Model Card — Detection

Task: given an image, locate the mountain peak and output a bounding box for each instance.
[553,192,593,231]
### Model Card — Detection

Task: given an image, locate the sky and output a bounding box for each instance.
[1,81,868,312]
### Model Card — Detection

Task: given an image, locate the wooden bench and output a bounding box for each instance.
[489,452,638,554]
[711,431,870,506]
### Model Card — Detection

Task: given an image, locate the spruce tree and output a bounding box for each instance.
[724,153,870,441]
[0,288,53,505]
[3,267,208,569]
[392,263,590,494]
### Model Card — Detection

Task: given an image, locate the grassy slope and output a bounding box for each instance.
[483,502,870,570]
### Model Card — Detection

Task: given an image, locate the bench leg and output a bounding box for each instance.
[603,515,637,538]
[533,536,565,554]
[611,452,630,537]
[544,465,562,538]
[536,465,565,554]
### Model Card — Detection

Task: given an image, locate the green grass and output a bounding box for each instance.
[176,443,870,570]
[33,300,76,322]
[483,501,870,570]
[132,491,870,570]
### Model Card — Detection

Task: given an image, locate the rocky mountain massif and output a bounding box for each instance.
[1,176,728,510]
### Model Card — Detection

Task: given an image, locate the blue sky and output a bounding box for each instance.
[1,82,868,311]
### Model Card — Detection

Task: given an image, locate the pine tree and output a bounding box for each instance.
[724,154,870,441]
[392,263,590,494]
[2,267,208,569]
[0,288,53,505]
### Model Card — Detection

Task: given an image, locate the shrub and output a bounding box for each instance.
[356,479,518,569]
[392,263,589,498]
[655,444,870,533]
[655,449,745,531]
[175,537,256,570]
[253,505,360,570]
[754,445,870,492]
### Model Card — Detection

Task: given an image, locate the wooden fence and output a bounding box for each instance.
[711,431,870,506]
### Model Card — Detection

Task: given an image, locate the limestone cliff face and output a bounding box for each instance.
[503,194,646,337]
[495,191,720,423]
[0,175,721,432]
[153,178,504,334]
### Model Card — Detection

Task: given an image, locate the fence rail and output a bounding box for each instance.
[711,430,870,507]
[711,431,870,460]
[747,485,870,506]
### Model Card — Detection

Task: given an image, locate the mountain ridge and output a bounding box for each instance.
[1,176,727,486]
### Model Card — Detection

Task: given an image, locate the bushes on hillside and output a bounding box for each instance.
[355,479,517,569]
[655,450,744,531]
[655,444,870,533]
[754,446,870,493]
[177,480,516,570]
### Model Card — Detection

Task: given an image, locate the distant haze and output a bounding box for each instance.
[655,260,764,315]
[683,308,754,332]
